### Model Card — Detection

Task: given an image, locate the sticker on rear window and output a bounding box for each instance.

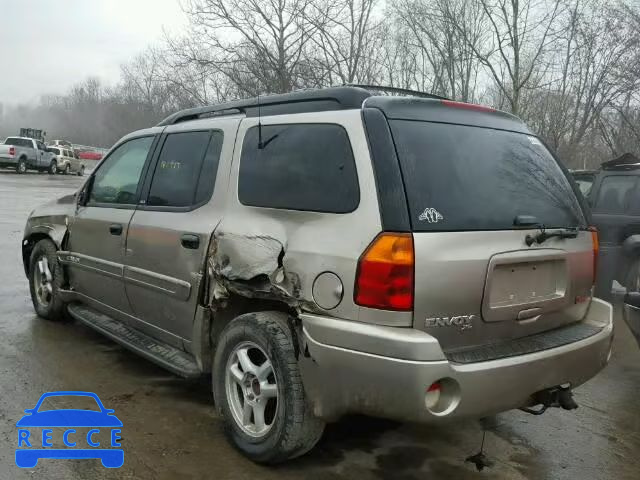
[418,208,443,223]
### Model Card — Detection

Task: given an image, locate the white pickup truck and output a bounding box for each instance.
[0,137,57,174]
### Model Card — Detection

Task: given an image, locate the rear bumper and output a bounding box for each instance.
[299,298,613,422]
[0,157,18,167]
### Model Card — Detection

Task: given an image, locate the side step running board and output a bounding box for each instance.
[67,303,201,378]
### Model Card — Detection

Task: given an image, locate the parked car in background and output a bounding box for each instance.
[76,149,103,161]
[48,139,73,148]
[623,292,640,347]
[21,86,613,463]
[0,137,57,174]
[589,153,640,299]
[570,169,598,197]
[48,147,85,176]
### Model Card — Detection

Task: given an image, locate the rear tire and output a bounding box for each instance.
[28,239,67,321]
[16,158,27,174]
[77,166,85,177]
[48,160,57,175]
[64,164,71,175]
[213,312,324,464]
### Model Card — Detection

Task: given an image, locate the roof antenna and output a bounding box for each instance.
[257,92,264,149]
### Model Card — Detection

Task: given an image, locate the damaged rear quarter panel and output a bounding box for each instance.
[210,110,383,322]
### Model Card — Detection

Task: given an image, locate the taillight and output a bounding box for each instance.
[441,99,495,112]
[354,232,414,311]
[9,146,15,156]
[590,226,599,284]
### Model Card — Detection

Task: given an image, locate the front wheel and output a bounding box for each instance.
[48,160,57,175]
[28,239,67,321]
[213,312,324,464]
[77,166,85,177]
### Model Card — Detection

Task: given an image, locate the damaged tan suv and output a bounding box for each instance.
[22,86,613,463]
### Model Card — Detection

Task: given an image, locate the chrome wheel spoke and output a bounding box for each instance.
[261,382,277,398]
[256,361,273,382]
[253,402,266,431]
[242,399,252,426]
[229,364,244,384]
[236,348,257,375]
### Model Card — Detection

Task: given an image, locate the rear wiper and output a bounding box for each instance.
[525,227,579,247]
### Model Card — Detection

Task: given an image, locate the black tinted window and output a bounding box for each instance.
[390,121,586,231]
[49,147,61,155]
[594,176,638,214]
[238,124,359,212]
[90,136,154,205]
[147,131,222,207]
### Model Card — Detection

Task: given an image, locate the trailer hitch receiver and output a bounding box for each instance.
[520,385,578,416]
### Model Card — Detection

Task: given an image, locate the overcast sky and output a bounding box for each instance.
[0,0,186,106]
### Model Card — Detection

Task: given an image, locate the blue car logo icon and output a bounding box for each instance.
[16,391,123,468]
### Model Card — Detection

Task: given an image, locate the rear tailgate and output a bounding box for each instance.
[388,117,594,352]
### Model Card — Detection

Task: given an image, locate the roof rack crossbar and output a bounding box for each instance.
[344,84,449,100]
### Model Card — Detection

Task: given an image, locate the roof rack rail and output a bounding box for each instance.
[601,153,640,171]
[344,84,449,100]
[157,86,372,126]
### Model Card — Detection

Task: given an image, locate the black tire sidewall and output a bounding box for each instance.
[17,159,27,174]
[213,313,305,463]
[49,161,57,175]
[28,239,67,320]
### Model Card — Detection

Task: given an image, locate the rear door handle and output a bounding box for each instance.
[109,224,123,236]
[181,234,200,250]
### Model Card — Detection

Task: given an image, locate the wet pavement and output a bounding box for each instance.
[0,170,638,480]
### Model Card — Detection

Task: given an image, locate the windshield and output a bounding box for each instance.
[390,120,586,231]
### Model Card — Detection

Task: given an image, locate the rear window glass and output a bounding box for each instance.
[4,137,29,147]
[49,147,61,155]
[238,124,359,213]
[390,121,586,231]
[594,176,638,214]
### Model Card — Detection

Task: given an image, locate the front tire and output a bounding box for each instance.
[48,160,57,175]
[213,312,324,464]
[28,239,67,321]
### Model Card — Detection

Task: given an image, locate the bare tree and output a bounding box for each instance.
[176,0,325,95]
[310,0,382,85]
[392,0,485,101]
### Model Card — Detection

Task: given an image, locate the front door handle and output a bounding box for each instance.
[109,224,123,236]
[181,234,200,250]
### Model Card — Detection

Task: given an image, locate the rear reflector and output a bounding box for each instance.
[441,99,495,112]
[354,232,414,311]
[590,227,599,285]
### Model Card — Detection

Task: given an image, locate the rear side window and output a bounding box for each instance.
[594,176,638,214]
[147,130,222,207]
[238,124,359,213]
[390,121,586,231]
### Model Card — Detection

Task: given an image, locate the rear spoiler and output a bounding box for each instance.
[601,154,640,171]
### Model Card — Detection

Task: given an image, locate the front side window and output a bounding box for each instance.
[146,130,223,207]
[238,124,359,213]
[89,136,154,205]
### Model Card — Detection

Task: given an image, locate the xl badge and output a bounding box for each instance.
[425,315,475,332]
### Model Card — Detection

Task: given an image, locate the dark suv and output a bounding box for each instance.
[589,153,640,297]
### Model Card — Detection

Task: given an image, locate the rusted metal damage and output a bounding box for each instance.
[206,232,316,312]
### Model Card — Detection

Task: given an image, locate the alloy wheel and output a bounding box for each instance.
[225,341,278,437]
